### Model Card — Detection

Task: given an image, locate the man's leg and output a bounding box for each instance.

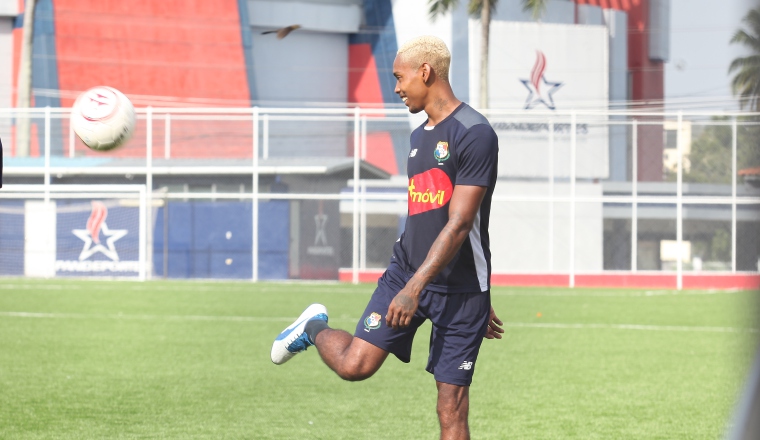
[272,265,417,380]
[311,328,389,381]
[436,382,470,440]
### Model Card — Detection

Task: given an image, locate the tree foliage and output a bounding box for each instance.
[673,117,760,184]
[729,6,760,112]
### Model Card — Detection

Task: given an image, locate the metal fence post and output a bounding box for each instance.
[632,119,638,272]
[732,117,738,273]
[164,112,171,159]
[569,111,577,288]
[352,107,360,284]
[44,107,51,204]
[676,111,683,290]
[252,106,260,282]
[548,119,554,272]
[146,106,153,280]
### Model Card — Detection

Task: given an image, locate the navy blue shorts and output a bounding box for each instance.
[354,263,491,386]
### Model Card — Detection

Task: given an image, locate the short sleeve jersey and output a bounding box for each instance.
[392,103,499,293]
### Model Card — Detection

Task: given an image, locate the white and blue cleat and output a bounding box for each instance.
[270,303,328,365]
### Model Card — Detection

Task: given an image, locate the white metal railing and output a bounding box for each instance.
[2,107,760,288]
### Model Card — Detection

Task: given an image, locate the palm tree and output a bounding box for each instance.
[428,0,547,109]
[729,6,760,112]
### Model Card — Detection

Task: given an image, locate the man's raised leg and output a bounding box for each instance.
[270,303,388,382]
[310,327,389,382]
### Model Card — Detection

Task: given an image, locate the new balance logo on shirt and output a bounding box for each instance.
[458,361,473,370]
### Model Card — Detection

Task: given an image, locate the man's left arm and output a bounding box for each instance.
[385,184,486,329]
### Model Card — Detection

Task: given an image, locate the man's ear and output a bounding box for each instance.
[420,63,433,83]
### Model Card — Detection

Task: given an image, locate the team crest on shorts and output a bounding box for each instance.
[364,312,382,331]
[434,141,450,161]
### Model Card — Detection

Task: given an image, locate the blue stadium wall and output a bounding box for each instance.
[153,201,289,280]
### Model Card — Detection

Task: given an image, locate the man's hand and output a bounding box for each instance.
[484,306,504,339]
[386,287,420,330]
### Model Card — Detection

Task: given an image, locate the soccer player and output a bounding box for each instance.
[271,35,503,440]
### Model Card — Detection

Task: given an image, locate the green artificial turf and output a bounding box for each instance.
[0,279,756,439]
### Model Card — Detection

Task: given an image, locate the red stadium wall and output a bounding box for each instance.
[52,0,252,158]
[347,43,399,175]
[53,0,250,106]
[339,269,760,290]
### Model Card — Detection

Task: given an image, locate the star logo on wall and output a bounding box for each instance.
[73,223,127,261]
[72,201,127,261]
[520,51,564,110]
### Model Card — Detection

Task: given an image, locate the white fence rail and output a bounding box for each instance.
[1,107,759,288]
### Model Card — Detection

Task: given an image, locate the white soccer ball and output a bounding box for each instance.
[71,86,136,151]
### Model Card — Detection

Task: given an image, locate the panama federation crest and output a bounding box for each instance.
[434,141,449,162]
[364,312,382,332]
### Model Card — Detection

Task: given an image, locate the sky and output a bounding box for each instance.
[665,0,756,111]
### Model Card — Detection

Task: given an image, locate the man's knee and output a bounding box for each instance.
[336,358,379,381]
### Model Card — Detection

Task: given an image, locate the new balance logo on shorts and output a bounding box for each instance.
[458,361,473,371]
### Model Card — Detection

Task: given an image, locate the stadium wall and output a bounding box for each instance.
[339,270,760,290]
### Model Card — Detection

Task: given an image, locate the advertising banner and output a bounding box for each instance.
[471,21,610,179]
[55,201,140,276]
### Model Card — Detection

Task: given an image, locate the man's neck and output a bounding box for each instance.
[424,93,461,126]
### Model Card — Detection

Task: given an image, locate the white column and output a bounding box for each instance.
[24,200,57,278]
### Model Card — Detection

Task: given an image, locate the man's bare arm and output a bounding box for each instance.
[386,184,487,329]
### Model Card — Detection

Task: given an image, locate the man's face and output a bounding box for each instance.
[393,55,427,114]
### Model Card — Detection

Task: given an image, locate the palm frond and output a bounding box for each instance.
[522,0,548,21]
[728,55,760,74]
[742,8,760,33]
[730,29,760,52]
[428,0,460,20]
[466,0,499,18]
[729,6,760,111]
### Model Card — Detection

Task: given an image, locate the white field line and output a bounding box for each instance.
[0,283,348,294]
[503,322,757,333]
[0,311,755,333]
[492,289,750,297]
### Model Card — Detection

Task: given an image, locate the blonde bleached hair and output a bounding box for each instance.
[397,35,451,82]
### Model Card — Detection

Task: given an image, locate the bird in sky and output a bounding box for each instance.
[261,24,302,40]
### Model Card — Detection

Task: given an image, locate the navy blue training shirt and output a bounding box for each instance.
[392,102,499,293]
